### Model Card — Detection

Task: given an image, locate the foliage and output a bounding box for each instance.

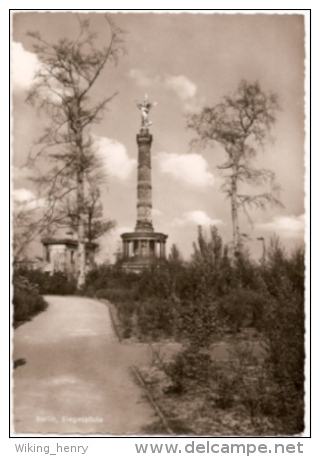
[43,271,78,295]
[217,288,265,333]
[14,268,77,295]
[78,226,306,434]
[190,226,233,296]
[261,280,305,433]
[13,274,48,327]
[136,297,175,341]
[137,230,304,435]
[13,223,305,433]
[85,264,139,291]
[168,243,184,265]
[164,348,213,394]
[177,297,221,349]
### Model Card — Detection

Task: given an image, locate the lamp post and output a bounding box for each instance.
[257,237,266,265]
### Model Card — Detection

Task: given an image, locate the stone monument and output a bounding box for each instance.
[121,95,168,271]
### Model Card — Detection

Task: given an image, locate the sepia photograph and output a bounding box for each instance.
[11,10,309,436]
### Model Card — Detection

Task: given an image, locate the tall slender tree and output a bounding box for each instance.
[25,15,125,288]
[187,80,282,261]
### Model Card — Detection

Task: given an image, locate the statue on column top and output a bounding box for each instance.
[136,94,157,128]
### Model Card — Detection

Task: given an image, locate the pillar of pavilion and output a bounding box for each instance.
[121,97,167,272]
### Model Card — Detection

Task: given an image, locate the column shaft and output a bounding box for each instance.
[136,130,153,232]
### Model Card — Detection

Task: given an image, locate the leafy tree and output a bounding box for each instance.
[190,226,232,293]
[168,243,184,265]
[187,80,282,261]
[25,15,125,288]
[192,225,224,269]
[61,185,116,243]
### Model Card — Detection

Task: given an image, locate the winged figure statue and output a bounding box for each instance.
[136,94,157,128]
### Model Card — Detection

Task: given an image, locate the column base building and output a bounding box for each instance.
[121,231,168,272]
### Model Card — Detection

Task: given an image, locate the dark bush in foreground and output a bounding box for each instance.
[262,283,305,434]
[14,268,77,295]
[42,271,77,295]
[13,276,48,327]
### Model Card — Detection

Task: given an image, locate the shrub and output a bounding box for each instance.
[14,268,77,295]
[164,348,213,393]
[136,269,173,300]
[261,283,305,434]
[83,285,96,298]
[94,286,137,338]
[42,271,77,295]
[85,265,140,292]
[136,297,175,340]
[13,275,48,327]
[214,370,237,409]
[217,289,265,333]
[177,296,221,349]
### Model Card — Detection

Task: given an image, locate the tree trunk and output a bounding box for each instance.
[77,167,86,289]
[231,170,240,263]
[74,119,86,290]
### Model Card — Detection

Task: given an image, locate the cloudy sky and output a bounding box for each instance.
[12,11,307,262]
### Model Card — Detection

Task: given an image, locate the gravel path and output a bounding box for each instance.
[13,295,158,435]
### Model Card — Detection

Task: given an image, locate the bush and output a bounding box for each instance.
[214,370,237,409]
[136,297,175,340]
[14,268,77,295]
[13,275,48,327]
[42,271,77,295]
[177,296,221,349]
[85,265,140,292]
[96,287,134,303]
[217,289,265,333]
[94,287,137,338]
[261,283,305,434]
[164,348,213,393]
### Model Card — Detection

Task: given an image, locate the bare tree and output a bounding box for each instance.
[25,15,125,288]
[187,80,282,261]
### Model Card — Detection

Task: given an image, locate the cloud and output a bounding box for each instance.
[157,152,214,187]
[13,188,35,202]
[12,42,73,102]
[164,75,204,111]
[172,211,223,227]
[12,42,40,90]
[256,214,305,238]
[129,70,203,112]
[128,69,159,87]
[13,188,46,211]
[13,166,32,181]
[165,75,197,100]
[95,136,136,180]
[152,208,162,217]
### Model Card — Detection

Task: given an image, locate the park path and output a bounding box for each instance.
[13,296,158,435]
